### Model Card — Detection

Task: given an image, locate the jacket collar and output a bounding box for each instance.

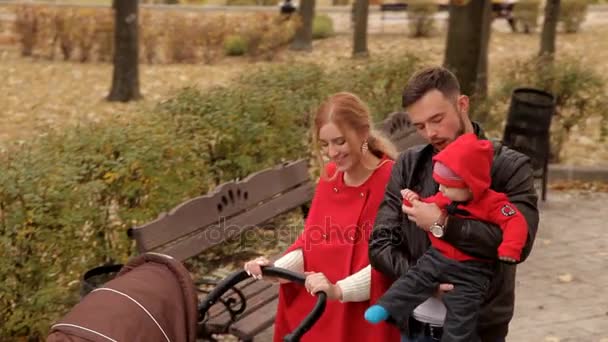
[473,121,487,140]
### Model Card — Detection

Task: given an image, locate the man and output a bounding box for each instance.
[369,67,539,342]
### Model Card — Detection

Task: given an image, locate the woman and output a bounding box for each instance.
[244,92,400,342]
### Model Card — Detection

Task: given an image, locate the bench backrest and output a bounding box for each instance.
[130,159,314,261]
[378,111,426,152]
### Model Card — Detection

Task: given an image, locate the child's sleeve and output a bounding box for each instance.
[491,200,529,262]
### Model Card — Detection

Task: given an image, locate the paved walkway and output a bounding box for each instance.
[509,190,608,342]
[209,190,608,342]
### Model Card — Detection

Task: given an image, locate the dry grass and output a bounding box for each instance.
[1,17,607,165]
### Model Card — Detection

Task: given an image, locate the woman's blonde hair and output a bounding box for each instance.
[312,92,397,177]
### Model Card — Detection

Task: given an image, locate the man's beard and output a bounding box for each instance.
[455,109,467,138]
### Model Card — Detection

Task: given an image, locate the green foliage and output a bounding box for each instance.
[157,65,323,182]
[325,54,422,122]
[0,54,423,339]
[406,0,437,38]
[224,34,248,56]
[312,14,335,40]
[0,113,213,339]
[512,0,541,33]
[489,55,608,161]
[559,0,589,33]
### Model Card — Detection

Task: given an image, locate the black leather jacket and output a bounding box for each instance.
[369,125,539,340]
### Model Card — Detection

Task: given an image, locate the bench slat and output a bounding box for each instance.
[255,324,275,342]
[157,182,314,261]
[132,159,310,253]
[229,297,279,340]
[208,283,278,332]
[206,279,273,320]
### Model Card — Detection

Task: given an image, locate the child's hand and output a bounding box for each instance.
[499,256,517,264]
[401,189,420,207]
[364,305,389,324]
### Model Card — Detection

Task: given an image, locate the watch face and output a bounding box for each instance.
[430,224,444,238]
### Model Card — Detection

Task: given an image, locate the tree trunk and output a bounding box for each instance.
[443,0,492,101]
[352,0,369,57]
[290,0,316,51]
[539,0,560,60]
[107,0,141,102]
[474,0,492,101]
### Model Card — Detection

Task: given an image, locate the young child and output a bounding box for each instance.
[364,133,529,342]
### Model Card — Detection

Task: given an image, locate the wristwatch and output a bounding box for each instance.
[429,213,447,238]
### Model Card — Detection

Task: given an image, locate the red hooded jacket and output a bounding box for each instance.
[273,159,400,342]
[424,133,529,262]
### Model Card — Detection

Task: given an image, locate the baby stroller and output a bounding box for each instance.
[47,252,199,342]
[47,254,325,342]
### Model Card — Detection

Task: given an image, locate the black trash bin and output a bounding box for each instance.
[502,87,555,201]
[80,263,123,299]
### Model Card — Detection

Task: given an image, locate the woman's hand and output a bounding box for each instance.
[304,272,343,300]
[244,256,271,280]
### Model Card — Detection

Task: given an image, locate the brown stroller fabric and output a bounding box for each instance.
[47,253,198,342]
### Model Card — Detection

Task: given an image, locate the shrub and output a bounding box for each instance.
[224,34,248,56]
[166,14,201,63]
[157,64,324,181]
[512,0,541,33]
[0,114,212,339]
[559,0,589,33]
[14,5,38,57]
[406,0,437,38]
[12,5,294,64]
[139,9,165,64]
[240,13,299,61]
[325,54,422,122]
[312,14,334,40]
[225,0,277,5]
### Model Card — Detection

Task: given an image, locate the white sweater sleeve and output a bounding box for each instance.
[336,265,371,303]
[273,249,304,273]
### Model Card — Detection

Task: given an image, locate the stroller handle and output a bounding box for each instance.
[198,266,327,342]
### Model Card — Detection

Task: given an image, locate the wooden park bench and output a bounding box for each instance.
[128,112,422,341]
[128,159,314,341]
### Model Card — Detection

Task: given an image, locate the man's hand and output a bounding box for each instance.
[305,272,343,300]
[402,199,444,232]
[434,283,454,299]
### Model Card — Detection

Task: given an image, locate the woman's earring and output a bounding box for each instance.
[361,141,369,153]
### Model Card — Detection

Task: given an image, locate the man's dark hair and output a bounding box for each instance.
[402,67,461,108]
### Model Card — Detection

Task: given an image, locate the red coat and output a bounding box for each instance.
[425,191,528,262]
[427,133,529,262]
[273,159,400,342]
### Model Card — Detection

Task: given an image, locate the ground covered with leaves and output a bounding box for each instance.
[2,21,608,164]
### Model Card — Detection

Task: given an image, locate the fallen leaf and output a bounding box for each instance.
[558,273,573,283]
